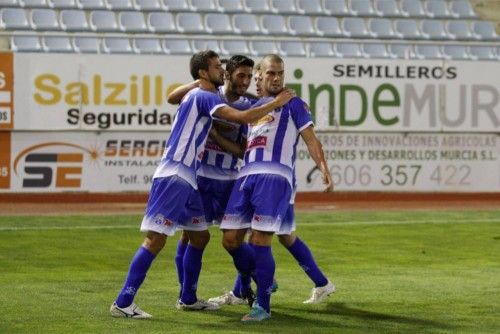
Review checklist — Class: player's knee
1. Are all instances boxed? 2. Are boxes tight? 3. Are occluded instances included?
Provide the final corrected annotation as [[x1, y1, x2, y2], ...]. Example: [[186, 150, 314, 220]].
[[180, 230, 189, 244], [188, 230, 210, 249], [222, 235, 240, 251], [278, 234, 296, 248], [143, 231, 167, 255]]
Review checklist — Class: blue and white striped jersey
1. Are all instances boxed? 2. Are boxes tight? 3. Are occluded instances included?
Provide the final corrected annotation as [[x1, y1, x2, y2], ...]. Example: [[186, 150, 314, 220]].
[[153, 87, 226, 189], [198, 86, 253, 180], [240, 96, 313, 189]]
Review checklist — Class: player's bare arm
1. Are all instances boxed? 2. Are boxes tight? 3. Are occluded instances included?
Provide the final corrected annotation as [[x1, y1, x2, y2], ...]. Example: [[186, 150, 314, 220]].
[[214, 88, 294, 124], [300, 126, 333, 192], [167, 80, 201, 104], [208, 127, 246, 159]]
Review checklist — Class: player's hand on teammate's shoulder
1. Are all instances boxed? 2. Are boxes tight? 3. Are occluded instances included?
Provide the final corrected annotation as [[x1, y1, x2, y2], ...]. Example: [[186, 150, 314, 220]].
[[273, 88, 295, 107]]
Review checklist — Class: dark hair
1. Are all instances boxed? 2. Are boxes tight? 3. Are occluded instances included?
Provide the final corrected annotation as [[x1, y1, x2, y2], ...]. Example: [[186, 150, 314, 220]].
[[225, 55, 254, 76], [190, 50, 219, 80]]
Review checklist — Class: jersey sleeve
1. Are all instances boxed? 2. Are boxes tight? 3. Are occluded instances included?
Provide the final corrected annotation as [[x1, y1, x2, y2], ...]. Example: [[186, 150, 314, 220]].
[[196, 91, 227, 118], [290, 97, 313, 132]]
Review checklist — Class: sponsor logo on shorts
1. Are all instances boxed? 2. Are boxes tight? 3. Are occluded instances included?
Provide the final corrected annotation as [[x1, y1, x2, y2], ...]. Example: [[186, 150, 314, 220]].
[[254, 215, 262, 222], [153, 213, 172, 226], [192, 217, 201, 224]]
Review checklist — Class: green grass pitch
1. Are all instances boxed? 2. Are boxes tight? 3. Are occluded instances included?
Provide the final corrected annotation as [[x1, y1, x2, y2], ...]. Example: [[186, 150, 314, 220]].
[[0, 210, 499, 334]]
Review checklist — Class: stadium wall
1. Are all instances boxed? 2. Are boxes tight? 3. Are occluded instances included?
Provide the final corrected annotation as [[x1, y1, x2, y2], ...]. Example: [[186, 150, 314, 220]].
[[0, 52, 499, 194]]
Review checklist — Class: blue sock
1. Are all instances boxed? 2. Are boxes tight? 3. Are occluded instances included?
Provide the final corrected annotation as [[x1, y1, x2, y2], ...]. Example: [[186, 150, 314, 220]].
[[228, 243, 255, 297], [180, 245, 204, 305], [250, 244, 275, 314], [175, 240, 188, 298], [115, 246, 156, 308], [287, 237, 328, 287]]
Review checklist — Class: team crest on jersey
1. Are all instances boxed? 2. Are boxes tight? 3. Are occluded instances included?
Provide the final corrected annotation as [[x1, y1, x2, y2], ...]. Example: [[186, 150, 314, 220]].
[[251, 115, 274, 126]]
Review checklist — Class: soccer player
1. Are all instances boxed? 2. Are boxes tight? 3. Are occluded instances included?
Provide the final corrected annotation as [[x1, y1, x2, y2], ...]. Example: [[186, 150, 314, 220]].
[[109, 50, 293, 319], [209, 62, 335, 308], [218, 54, 334, 322], [167, 55, 257, 304]]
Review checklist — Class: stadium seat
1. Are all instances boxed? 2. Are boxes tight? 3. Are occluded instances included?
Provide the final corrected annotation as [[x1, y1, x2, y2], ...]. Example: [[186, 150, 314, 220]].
[[270, 0, 299, 15], [73, 36, 101, 53], [0, 8, 31, 30], [388, 43, 413, 58], [190, 0, 218, 12], [78, 0, 107, 10], [400, 0, 426, 17], [350, 0, 378, 17], [205, 13, 233, 34], [315, 17, 342, 37], [102, 37, 133, 54], [216, 0, 244, 13], [414, 44, 442, 59], [420, 19, 447, 40], [31, 8, 60, 30], [251, 40, 278, 56], [449, 0, 477, 18], [162, 0, 191, 11], [147, 12, 176, 33], [342, 17, 369, 38], [309, 42, 335, 57], [368, 18, 395, 39], [0, 0, 19, 7], [261, 15, 289, 35], [446, 20, 472, 40], [373, 0, 400, 17], [120, 12, 147, 33], [288, 16, 316, 36], [135, 0, 162, 11], [296, 0, 323, 15], [163, 39, 192, 54], [221, 39, 250, 55], [362, 43, 390, 58], [60, 10, 89, 31], [323, 0, 350, 16], [335, 42, 362, 58], [243, 0, 272, 13], [442, 44, 469, 60], [278, 41, 306, 57], [471, 21, 498, 40], [424, 0, 452, 18], [107, 0, 135, 10], [43, 36, 73, 52], [10, 35, 42, 52], [394, 19, 421, 39], [90, 11, 120, 32], [468, 45, 496, 60], [192, 39, 221, 53], [21, 0, 48, 8], [233, 14, 261, 35], [133, 38, 164, 54], [49, 0, 78, 9], [176, 13, 205, 34]]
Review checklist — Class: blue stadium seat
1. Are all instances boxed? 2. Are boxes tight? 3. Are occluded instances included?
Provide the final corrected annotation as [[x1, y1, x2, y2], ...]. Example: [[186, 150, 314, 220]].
[[362, 43, 390, 58], [190, 0, 218, 12], [205, 13, 233, 34], [233, 14, 261, 35], [400, 0, 426, 17], [135, 0, 162, 11], [107, 0, 136, 10], [217, 0, 244, 13], [49, 0, 78, 9], [468, 45, 496, 60], [442, 44, 469, 60], [261, 14, 289, 35], [61, 10, 89, 31], [374, 0, 400, 17], [472, 21, 498, 40], [316, 16, 342, 37], [221, 39, 250, 55], [278, 41, 306, 57], [288, 16, 316, 36], [296, 0, 323, 15], [342, 17, 369, 38], [176, 13, 205, 34], [103, 37, 133, 54], [335, 42, 363, 58], [73, 36, 101, 53], [120, 11, 148, 33], [162, 0, 191, 11], [21, 0, 48, 8], [424, 0, 452, 19], [421, 19, 447, 40], [31, 8, 60, 30], [43, 36, 73, 52], [270, 0, 299, 15], [251, 40, 278, 56], [350, 0, 378, 16], [90, 10, 120, 32], [368, 18, 395, 39], [192, 39, 221, 53], [0, 0, 19, 7], [0, 8, 31, 30], [148, 12, 176, 33], [78, 0, 107, 10], [11, 35, 42, 52], [414, 44, 443, 59], [449, 0, 477, 18], [388, 43, 413, 58], [243, 0, 272, 14], [163, 39, 192, 54], [309, 42, 335, 57], [446, 20, 472, 40], [133, 38, 164, 54], [323, 0, 349, 16], [394, 19, 421, 39]]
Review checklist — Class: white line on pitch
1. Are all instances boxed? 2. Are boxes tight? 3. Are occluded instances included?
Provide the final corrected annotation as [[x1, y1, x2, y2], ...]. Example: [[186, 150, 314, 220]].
[[0, 218, 498, 232]]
